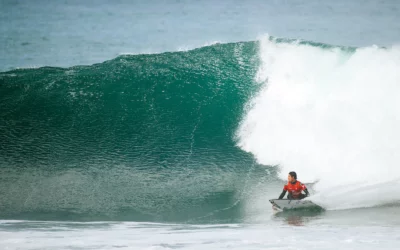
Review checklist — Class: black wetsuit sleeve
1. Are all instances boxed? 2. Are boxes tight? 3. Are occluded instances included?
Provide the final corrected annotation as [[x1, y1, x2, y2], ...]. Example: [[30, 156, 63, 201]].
[[304, 188, 310, 197], [278, 190, 287, 199]]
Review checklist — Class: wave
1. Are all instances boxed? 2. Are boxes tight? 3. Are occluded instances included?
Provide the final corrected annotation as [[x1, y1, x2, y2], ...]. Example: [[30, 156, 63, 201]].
[[0, 41, 268, 222], [1, 35, 399, 222]]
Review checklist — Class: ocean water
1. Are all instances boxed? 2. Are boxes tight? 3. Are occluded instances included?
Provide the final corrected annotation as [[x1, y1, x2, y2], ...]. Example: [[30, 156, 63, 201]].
[[1, 0, 400, 249]]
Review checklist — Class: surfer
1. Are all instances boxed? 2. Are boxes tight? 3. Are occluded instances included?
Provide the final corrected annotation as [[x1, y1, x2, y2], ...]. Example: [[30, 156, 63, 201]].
[[278, 171, 310, 200]]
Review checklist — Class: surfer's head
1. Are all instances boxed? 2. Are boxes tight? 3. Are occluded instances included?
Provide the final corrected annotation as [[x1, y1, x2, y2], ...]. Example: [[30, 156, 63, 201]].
[[288, 171, 297, 182]]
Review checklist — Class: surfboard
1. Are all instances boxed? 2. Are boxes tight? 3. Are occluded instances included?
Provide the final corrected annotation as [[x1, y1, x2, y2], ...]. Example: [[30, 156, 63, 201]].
[[269, 199, 319, 211]]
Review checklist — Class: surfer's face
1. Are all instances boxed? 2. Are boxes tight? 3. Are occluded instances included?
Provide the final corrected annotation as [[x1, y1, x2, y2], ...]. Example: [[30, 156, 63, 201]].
[[288, 175, 295, 182]]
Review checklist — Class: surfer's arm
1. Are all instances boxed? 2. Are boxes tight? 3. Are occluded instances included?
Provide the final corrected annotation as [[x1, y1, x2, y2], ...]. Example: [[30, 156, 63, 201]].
[[278, 190, 287, 199], [303, 188, 310, 197], [300, 182, 309, 197]]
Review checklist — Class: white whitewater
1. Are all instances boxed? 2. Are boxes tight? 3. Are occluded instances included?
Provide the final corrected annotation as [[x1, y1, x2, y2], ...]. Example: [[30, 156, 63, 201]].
[[237, 35, 400, 210]]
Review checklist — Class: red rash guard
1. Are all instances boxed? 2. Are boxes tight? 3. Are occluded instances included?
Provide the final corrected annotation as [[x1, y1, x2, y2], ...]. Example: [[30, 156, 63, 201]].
[[284, 181, 306, 199]]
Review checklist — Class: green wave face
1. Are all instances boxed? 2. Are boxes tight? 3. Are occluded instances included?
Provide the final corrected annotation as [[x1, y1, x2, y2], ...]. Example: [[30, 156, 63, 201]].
[[0, 41, 271, 222]]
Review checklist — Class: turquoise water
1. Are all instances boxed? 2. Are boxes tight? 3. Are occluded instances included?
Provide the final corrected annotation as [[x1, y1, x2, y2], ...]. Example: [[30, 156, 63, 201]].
[[1, 0, 400, 249], [1, 42, 264, 222]]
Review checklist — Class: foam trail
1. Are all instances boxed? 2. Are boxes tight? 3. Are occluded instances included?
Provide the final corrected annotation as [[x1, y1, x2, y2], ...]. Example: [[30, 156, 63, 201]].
[[237, 35, 400, 210]]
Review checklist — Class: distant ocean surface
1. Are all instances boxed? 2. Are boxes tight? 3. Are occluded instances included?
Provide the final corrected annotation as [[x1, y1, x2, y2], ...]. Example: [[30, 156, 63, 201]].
[[1, 0, 400, 249], [2, 0, 400, 71]]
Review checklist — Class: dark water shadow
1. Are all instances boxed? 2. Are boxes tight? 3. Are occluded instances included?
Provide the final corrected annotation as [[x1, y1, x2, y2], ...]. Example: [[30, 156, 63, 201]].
[[272, 208, 325, 226]]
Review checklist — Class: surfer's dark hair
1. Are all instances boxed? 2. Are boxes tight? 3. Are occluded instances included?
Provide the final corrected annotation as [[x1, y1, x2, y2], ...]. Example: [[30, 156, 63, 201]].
[[288, 171, 297, 179]]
